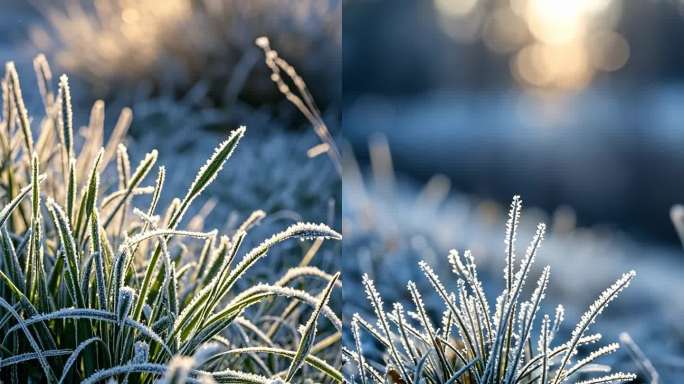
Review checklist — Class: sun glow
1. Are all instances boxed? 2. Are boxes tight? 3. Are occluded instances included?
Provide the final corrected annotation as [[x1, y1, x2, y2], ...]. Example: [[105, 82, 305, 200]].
[[435, 0, 629, 91]]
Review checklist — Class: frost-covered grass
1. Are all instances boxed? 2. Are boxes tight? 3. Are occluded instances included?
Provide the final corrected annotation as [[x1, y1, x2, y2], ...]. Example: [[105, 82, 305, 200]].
[[345, 196, 636, 384], [119, 37, 343, 279], [0, 56, 342, 383], [342, 139, 680, 382]]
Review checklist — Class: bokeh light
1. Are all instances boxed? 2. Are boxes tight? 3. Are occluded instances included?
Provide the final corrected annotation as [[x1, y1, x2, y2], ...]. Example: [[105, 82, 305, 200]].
[[433, 0, 630, 91]]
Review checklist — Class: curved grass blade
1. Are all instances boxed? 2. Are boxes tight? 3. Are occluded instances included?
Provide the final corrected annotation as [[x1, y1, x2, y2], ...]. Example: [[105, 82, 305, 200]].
[[286, 271, 340, 380]]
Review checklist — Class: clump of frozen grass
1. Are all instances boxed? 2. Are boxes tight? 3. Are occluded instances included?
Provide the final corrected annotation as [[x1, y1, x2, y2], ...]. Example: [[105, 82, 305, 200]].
[[0, 57, 342, 382], [346, 196, 636, 384]]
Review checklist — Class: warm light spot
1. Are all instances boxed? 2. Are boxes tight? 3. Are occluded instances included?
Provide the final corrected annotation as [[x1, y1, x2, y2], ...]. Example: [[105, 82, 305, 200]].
[[513, 42, 592, 90], [436, 0, 625, 91], [542, 43, 592, 90], [526, 0, 585, 44]]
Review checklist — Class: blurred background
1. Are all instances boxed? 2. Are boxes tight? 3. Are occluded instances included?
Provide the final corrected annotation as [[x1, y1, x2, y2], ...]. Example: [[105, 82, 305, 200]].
[[343, 0, 684, 381], [345, 0, 684, 244]]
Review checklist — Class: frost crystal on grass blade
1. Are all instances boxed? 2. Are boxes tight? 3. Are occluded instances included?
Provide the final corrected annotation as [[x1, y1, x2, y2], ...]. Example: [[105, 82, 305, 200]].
[[58, 74, 74, 157], [6, 62, 33, 154], [552, 270, 636, 384], [173, 126, 245, 228], [504, 195, 522, 293], [0, 56, 342, 383], [348, 196, 637, 384]]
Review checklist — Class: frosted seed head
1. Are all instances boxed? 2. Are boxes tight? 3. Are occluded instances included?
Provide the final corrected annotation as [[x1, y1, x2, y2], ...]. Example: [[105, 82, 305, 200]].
[[5, 61, 16, 74], [255, 36, 270, 49], [266, 51, 278, 61]]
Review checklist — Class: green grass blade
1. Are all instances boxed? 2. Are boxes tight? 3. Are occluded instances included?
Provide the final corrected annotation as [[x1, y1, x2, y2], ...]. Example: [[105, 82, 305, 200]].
[[6, 62, 33, 155], [46, 199, 85, 307], [0, 176, 44, 229], [0, 297, 55, 381], [286, 271, 340, 380]]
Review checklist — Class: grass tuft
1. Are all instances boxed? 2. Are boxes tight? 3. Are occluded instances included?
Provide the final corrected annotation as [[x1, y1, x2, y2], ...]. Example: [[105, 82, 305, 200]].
[[346, 196, 636, 384], [0, 55, 342, 383]]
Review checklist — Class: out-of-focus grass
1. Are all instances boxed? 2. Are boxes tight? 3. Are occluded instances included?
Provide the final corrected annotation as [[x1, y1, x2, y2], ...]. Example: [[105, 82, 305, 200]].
[[31, 0, 340, 107]]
